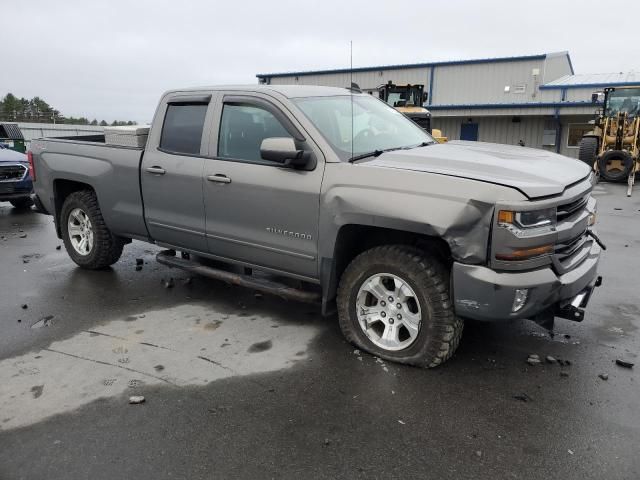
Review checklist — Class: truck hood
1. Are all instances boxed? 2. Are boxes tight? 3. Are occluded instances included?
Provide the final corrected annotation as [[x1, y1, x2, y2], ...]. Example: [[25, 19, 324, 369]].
[[365, 140, 591, 198], [0, 148, 27, 163]]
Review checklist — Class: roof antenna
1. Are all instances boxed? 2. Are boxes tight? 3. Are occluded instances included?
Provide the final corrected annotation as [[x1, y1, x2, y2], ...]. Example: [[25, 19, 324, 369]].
[[350, 40, 354, 162]]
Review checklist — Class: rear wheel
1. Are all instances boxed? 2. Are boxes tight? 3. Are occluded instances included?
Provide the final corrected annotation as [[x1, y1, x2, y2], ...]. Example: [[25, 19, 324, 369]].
[[577, 137, 598, 168], [60, 190, 125, 269], [337, 245, 463, 368], [598, 150, 633, 182]]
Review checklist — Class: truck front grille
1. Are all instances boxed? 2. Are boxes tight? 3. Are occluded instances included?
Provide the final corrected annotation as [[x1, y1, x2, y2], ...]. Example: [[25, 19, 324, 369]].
[[557, 195, 588, 221], [553, 191, 593, 274], [555, 231, 587, 260], [0, 164, 27, 182]]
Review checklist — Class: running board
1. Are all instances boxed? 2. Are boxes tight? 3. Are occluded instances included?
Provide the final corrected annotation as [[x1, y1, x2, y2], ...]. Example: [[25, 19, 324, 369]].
[[156, 250, 321, 304]]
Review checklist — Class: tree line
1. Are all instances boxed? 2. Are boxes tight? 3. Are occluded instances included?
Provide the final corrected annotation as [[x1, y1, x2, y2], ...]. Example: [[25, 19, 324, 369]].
[[0, 93, 136, 126]]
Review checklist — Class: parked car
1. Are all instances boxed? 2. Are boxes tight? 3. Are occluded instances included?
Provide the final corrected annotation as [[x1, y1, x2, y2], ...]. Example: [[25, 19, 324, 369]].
[[29, 85, 602, 367], [0, 145, 33, 209]]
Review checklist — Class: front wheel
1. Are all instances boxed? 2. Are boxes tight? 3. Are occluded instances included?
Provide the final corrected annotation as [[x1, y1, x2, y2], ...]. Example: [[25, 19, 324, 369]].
[[337, 245, 463, 368], [60, 190, 124, 269]]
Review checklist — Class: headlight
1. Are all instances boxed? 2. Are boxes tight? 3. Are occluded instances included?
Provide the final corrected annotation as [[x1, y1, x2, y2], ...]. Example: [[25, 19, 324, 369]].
[[498, 207, 557, 230]]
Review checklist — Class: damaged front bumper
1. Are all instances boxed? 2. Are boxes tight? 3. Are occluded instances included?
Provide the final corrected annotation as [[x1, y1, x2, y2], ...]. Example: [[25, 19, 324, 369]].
[[451, 240, 601, 322]]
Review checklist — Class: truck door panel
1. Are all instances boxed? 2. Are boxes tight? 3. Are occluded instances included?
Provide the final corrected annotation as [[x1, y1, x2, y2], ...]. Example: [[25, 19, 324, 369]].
[[141, 94, 214, 251], [203, 94, 324, 280]]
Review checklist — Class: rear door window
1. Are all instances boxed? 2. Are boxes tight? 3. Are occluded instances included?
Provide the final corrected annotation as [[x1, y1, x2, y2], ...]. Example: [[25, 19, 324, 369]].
[[217, 104, 291, 162], [160, 104, 208, 155]]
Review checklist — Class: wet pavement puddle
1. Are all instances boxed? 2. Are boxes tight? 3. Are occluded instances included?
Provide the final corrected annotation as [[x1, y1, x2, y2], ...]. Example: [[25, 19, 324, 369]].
[[0, 304, 318, 430]]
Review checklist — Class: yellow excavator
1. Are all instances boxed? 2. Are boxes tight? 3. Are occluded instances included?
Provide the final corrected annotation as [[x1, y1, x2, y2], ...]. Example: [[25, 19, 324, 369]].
[[377, 81, 447, 143], [578, 86, 640, 196]]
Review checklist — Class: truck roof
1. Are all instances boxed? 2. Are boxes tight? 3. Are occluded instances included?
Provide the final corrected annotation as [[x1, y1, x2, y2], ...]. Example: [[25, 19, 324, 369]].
[[163, 84, 358, 99]]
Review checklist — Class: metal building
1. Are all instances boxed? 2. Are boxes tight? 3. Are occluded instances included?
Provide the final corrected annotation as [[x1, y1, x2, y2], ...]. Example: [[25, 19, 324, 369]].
[[256, 52, 640, 158]]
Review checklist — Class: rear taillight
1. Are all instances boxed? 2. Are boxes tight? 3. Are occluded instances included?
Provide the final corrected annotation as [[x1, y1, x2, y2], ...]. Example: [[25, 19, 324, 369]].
[[27, 150, 35, 182]]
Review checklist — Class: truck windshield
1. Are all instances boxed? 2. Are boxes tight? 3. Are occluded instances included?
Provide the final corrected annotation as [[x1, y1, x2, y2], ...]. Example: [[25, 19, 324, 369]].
[[606, 88, 640, 117], [294, 95, 434, 161]]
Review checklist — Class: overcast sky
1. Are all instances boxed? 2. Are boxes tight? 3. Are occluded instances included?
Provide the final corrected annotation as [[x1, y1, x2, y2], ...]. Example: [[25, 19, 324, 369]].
[[2, 0, 639, 123]]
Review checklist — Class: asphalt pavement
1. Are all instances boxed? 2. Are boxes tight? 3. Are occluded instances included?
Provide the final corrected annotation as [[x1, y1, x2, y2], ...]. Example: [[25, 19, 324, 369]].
[[0, 181, 638, 480]]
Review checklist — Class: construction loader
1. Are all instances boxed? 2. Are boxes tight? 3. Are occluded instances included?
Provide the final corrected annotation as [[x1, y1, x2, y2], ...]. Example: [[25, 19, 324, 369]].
[[578, 86, 640, 196], [377, 81, 447, 143]]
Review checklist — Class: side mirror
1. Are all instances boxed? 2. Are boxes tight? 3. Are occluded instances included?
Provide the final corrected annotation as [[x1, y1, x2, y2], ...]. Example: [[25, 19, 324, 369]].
[[422, 92, 428, 104], [260, 137, 307, 168]]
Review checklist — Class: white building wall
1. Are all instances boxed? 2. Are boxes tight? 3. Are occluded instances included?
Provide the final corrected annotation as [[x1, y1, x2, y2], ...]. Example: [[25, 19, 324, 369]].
[[432, 114, 591, 159], [267, 67, 431, 95], [431, 58, 544, 105], [432, 116, 548, 149], [542, 52, 573, 84], [564, 87, 599, 102]]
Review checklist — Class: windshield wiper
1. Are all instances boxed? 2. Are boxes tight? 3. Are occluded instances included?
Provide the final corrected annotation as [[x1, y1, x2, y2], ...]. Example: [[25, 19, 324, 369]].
[[348, 149, 385, 163], [348, 146, 407, 163], [403, 141, 435, 150]]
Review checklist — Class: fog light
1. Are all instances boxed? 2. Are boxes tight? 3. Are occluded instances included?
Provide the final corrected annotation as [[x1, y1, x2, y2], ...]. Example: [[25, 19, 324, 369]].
[[512, 289, 529, 312], [588, 212, 596, 226]]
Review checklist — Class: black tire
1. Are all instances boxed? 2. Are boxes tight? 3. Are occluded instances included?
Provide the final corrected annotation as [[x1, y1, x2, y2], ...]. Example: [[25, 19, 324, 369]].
[[598, 150, 633, 182], [577, 137, 598, 167], [60, 190, 124, 269], [337, 245, 463, 368], [10, 197, 33, 209]]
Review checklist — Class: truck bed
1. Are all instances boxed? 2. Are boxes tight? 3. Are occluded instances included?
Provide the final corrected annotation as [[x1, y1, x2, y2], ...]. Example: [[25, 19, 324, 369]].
[[30, 136, 149, 240]]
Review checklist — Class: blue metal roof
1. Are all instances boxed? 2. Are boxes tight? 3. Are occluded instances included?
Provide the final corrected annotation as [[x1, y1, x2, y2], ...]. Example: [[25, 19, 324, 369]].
[[541, 72, 640, 89], [256, 53, 553, 79], [426, 101, 599, 111]]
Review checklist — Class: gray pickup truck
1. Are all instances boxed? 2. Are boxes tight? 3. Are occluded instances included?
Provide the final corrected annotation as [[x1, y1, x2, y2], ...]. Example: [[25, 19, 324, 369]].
[[30, 85, 602, 367]]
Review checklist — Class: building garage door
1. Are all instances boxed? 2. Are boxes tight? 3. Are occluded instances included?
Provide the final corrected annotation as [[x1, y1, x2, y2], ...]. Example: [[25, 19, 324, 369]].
[[460, 123, 478, 141]]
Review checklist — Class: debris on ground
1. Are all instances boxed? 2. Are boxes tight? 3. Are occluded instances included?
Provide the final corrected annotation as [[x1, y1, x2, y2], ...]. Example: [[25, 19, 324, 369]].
[[513, 393, 532, 402], [55, 245, 61, 250], [135, 258, 144, 266], [527, 354, 541, 366], [598, 374, 609, 381], [21, 304, 28, 309], [161, 278, 175, 289], [19, 233, 27, 238], [545, 355, 557, 364], [128, 395, 145, 404], [254, 292, 263, 299], [323, 438, 331, 446], [615, 359, 634, 369], [398, 420, 405, 425], [568, 449, 574, 455], [31, 315, 55, 328]]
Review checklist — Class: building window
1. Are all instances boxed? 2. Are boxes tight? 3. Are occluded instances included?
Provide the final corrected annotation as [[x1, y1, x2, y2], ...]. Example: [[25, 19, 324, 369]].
[[567, 124, 592, 148]]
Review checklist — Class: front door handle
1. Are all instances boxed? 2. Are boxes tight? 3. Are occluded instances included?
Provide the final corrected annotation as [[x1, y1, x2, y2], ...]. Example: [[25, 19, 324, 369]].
[[207, 174, 231, 184], [146, 166, 166, 175]]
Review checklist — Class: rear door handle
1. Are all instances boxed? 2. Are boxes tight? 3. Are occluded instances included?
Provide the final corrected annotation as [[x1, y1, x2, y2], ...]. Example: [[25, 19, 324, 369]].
[[207, 174, 231, 184], [146, 166, 166, 175]]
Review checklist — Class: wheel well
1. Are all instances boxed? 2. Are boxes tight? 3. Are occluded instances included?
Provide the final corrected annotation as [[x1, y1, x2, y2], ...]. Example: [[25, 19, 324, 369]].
[[53, 179, 94, 237], [322, 224, 452, 315]]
